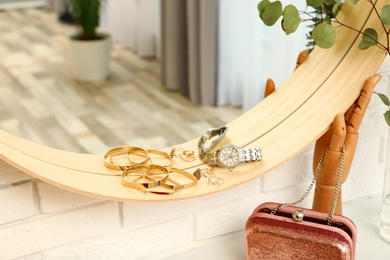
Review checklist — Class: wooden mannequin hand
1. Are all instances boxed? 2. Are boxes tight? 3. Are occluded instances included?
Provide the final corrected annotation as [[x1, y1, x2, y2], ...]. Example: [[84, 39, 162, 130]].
[[264, 51, 381, 214], [312, 75, 381, 214]]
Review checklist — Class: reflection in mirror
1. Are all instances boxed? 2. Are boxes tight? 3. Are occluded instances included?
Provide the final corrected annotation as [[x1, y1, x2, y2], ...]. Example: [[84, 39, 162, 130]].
[[0, 2, 242, 154], [0, 0, 307, 155]]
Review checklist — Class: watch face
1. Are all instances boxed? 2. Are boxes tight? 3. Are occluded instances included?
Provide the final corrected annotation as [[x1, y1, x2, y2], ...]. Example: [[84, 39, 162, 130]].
[[218, 145, 240, 168]]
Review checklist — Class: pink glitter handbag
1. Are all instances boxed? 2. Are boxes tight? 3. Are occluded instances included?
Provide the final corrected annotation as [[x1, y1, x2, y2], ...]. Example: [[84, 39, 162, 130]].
[[245, 202, 357, 260], [245, 147, 357, 260]]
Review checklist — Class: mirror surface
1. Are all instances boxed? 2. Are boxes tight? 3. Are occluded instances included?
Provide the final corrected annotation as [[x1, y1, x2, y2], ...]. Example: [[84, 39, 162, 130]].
[[0, 5, 242, 154]]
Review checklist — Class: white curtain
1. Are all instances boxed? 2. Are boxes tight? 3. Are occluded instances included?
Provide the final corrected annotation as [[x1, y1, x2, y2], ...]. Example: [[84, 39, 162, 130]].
[[100, 0, 160, 58], [217, 0, 310, 111], [100, 1, 309, 109]]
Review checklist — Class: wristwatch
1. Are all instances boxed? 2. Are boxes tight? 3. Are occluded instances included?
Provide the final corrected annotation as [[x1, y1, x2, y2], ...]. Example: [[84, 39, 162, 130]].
[[207, 145, 262, 170]]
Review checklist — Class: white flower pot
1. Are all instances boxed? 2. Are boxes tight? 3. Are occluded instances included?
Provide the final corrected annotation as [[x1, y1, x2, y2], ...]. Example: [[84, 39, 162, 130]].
[[68, 34, 111, 82]]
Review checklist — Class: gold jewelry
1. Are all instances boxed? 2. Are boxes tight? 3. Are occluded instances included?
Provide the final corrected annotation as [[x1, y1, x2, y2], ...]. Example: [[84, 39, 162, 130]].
[[162, 167, 198, 190], [193, 167, 224, 185], [146, 149, 172, 167], [170, 147, 196, 162], [198, 126, 228, 159], [104, 146, 149, 171], [121, 165, 197, 195], [121, 164, 169, 190], [128, 147, 150, 165], [106, 147, 198, 195], [104, 147, 172, 171]]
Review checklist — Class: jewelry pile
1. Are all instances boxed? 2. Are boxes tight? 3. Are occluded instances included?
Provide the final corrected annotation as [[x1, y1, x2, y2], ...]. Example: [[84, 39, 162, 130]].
[[103, 126, 262, 195], [104, 146, 200, 195]]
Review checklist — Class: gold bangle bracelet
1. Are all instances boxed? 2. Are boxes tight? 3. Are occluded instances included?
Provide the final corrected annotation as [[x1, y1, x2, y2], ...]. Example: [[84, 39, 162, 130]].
[[146, 149, 172, 167], [104, 146, 149, 171], [121, 164, 169, 190], [162, 167, 198, 191], [128, 147, 150, 165]]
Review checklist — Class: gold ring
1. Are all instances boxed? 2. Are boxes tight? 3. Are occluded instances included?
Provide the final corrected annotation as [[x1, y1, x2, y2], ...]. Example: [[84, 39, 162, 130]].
[[171, 147, 196, 162]]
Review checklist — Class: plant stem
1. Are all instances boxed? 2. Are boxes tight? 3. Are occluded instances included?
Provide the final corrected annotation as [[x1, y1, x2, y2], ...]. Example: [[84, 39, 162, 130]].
[[300, 1, 390, 55], [369, 0, 390, 54]]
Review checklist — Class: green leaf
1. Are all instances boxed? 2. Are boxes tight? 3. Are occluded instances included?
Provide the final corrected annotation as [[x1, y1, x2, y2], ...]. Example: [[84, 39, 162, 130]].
[[374, 92, 390, 106], [384, 110, 390, 126], [257, 0, 271, 15], [358, 28, 378, 50], [307, 0, 325, 8], [261, 1, 283, 26], [381, 5, 390, 25], [312, 22, 336, 48], [324, 0, 336, 5], [69, 0, 101, 40], [332, 2, 342, 17], [349, 0, 360, 4], [282, 5, 301, 35]]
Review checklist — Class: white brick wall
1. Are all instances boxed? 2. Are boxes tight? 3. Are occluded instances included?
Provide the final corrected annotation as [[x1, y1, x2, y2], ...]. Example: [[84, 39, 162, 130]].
[[36, 180, 101, 214], [0, 61, 389, 259], [0, 183, 35, 225], [0, 201, 120, 259]]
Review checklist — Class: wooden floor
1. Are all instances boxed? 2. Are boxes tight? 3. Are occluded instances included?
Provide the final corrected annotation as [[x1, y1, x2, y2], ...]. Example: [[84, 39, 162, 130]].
[[0, 7, 242, 154]]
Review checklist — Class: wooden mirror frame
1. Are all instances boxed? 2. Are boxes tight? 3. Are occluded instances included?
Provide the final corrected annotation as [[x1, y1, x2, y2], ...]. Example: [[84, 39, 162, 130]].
[[0, 0, 387, 201]]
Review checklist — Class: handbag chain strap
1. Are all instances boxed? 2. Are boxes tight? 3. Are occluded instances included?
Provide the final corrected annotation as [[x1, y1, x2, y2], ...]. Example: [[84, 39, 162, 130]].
[[271, 145, 346, 226]]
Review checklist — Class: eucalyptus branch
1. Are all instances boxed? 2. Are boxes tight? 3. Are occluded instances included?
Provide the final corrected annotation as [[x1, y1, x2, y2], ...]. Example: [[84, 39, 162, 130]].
[[370, 0, 387, 34], [257, 0, 390, 52], [368, 0, 390, 51], [332, 18, 390, 53], [257, 0, 390, 125], [300, 10, 317, 20]]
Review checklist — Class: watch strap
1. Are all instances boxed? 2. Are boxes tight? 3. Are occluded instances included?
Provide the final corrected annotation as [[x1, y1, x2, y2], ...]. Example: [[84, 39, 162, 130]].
[[242, 147, 262, 162], [198, 126, 228, 159], [207, 151, 219, 166]]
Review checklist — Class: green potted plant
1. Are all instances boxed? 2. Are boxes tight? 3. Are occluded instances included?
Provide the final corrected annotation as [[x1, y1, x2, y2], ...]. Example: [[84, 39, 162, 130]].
[[68, 0, 110, 82]]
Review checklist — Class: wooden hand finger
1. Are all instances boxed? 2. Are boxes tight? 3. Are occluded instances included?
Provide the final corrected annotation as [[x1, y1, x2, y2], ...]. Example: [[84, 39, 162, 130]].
[[316, 114, 346, 184], [295, 50, 309, 70], [313, 121, 346, 215], [346, 74, 381, 134], [264, 78, 275, 98], [313, 114, 345, 170]]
